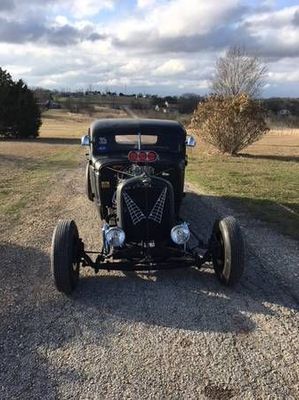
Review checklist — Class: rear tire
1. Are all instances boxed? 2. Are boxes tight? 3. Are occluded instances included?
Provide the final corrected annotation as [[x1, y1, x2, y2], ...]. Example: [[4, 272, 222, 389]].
[[51, 220, 80, 295], [211, 216, 245, 286]]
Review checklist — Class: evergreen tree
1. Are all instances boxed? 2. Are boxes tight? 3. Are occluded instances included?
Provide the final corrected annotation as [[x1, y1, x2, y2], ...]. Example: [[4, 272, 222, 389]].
[[0, 68, 41, 138]]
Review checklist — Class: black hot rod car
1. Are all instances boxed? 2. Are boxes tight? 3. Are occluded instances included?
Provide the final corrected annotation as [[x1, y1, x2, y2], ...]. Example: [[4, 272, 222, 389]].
[[51, 119, 245, 294]]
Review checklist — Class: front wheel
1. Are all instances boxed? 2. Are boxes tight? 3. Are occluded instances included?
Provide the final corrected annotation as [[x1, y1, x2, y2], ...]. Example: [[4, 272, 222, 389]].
[[211, 216, 245, 286], [51, 220, 80, 295]]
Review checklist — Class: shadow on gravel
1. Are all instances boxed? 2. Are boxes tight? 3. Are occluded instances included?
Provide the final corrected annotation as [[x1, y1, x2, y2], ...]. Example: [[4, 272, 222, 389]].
[[0, 244, 83, 399], [1, 187, 298, 398], [75, 256, 297, 335], [75, 268, 257, 334], [185, 190, 299, 241], [73, 191, 298, 332]]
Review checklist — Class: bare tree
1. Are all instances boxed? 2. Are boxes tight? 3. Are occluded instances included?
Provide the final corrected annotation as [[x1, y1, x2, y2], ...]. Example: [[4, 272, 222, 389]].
[[211, 46, 267, 98]]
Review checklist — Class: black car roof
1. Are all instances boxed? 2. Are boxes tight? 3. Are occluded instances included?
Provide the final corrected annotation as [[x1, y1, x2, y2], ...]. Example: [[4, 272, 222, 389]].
[[90, 118, 186, 137]]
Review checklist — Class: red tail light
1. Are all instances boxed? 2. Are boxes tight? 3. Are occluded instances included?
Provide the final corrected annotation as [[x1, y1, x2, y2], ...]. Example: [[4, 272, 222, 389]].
[[128, 151, 158, 163], [128, 151, 138, 162], [138, 151, 147, 162], [147, 151, 158, 162]]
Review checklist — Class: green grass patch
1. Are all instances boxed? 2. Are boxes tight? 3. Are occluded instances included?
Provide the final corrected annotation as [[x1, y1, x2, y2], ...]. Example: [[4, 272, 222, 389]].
[[187, 152, 299, 239], [0, 147, 81, 222]]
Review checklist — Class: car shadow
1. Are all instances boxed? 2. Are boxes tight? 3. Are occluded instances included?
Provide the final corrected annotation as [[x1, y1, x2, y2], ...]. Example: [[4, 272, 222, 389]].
[[75, 257, 297, 335], [75, 267, 259, 334], [74, 189, 298, 331], [184, 190, 299, 241], [0, 244, 61, 398], [182, 191, 299, 300], [1, 217, 298, 397]]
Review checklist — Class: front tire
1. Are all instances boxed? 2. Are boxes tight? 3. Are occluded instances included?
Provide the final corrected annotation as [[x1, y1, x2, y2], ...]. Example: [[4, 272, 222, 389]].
[[51, 220, 80, 295], [211, 216, 245, 286]]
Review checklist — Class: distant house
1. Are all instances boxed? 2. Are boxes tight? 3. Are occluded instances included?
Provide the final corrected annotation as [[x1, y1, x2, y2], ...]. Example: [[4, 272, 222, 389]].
[[279, 109, 291, 116]]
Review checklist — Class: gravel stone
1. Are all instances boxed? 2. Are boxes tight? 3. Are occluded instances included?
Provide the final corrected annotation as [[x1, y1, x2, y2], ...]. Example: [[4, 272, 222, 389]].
[[0, 166, 298, 399]]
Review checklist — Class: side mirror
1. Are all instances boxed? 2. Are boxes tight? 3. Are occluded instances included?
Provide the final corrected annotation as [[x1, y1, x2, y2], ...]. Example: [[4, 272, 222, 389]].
[[186, 135, 196, 147], [81, 135, 90, 146]]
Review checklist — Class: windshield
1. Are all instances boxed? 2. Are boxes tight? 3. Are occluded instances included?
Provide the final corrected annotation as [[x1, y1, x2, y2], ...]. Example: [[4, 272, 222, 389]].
[[93, 131, 184, 154], [115, 134, 157, 145]]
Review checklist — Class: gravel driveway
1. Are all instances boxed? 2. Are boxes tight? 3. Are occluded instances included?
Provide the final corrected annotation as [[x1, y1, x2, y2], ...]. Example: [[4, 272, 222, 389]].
[[0, 164, 298, 399]]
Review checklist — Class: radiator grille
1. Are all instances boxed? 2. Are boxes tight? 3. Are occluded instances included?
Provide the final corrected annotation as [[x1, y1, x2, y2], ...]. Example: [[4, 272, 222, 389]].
[[117, 176, 174, 242]]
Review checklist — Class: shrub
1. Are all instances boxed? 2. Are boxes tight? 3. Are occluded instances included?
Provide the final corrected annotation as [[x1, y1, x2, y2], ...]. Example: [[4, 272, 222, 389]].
[[0, 68, 41, 138], [191, 94, 269, 155]]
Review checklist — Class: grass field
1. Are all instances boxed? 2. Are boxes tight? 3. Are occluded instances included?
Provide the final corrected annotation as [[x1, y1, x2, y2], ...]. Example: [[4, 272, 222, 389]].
[[136, 109, 192, 126], [39, 107, 127, 138], [0, 108, 127, 230], [1, 109, 298, 240], [0, 141, 82, 230], [187, 129, 299, 239]]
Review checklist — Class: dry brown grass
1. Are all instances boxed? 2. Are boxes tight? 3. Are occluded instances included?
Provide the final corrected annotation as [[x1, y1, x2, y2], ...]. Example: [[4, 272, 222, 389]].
[[39, 108, 127, 138], [189, 127, 299, 158], [242, 129, 299, 158], [187, 127, 299, 238], [1, 107, 126, 227], [0, 140, 82, 230], [268, 128, 299, 136], [1, 109, 298, 239]]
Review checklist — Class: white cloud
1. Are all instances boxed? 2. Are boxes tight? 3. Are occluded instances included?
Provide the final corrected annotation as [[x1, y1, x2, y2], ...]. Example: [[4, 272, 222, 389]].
[[2, 65, 32, 77], [0, 1, 298, 96], [154, 59, 186, 76], [67, 0, 115, 18], [244, 5, 299, 28], [268, 57, 299, 83], [137, 0, 157, 9], [241, 6, 299, 58], [194, 80, 210, 89], [145, 0, 241, 37], [269, 70, 299, 82], [54, 15, 70, 27], [38, 78, 58, 87], [49, 0, 118, 19], [119, 60, 147, 74], [114, 0, 242, 42]]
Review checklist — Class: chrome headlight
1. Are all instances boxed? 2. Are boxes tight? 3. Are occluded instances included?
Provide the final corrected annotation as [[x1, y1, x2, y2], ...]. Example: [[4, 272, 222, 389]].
[[105, 227, 125, 247], [171, 223, 190, 245]]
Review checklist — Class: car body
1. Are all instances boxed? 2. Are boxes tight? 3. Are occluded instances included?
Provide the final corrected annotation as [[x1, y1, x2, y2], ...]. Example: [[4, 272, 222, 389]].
[[87, 118, 186, 218], [51, 118, 245, 295]]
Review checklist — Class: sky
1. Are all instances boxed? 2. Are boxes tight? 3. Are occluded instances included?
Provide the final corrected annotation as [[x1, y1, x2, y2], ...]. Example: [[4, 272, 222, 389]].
[[0, 0, 299, 97]]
